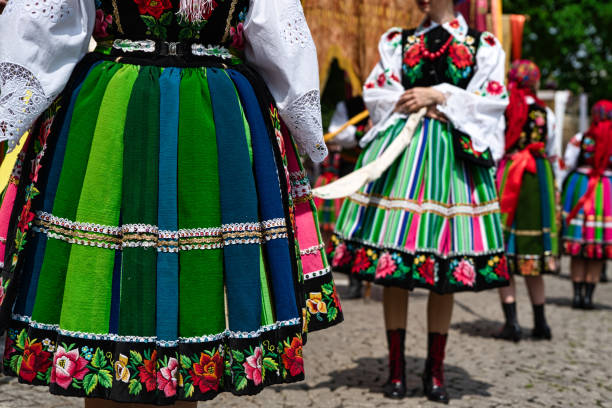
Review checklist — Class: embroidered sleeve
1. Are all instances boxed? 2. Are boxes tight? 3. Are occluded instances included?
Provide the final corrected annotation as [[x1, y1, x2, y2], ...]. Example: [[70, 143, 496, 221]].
[[362, 28, 404, 127], [0, 0, 94, 150], [244, 0, 327, 162], [433, 31, 509, 155]]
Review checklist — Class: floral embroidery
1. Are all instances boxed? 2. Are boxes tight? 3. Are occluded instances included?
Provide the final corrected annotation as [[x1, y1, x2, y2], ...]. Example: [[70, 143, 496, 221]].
[[133, 0, 172, 19], [448, 42, 473, 69], [375, 251, 397, 279], [157, 357, 179, 397], [94, 9, 113, 39], [449, 259, 476, 287], [114, 354, 130, 383], [140, 10, 174, 39], [51, 346, 89, 389], [351, 247, 371, 274], [20, 338, 52, 383], [486, 80, 504, 96], [365, 69, 401, 90], [479, 255, 509, 282], [305, 283, 339, 323], [306, 292, 327, 315], [448, 19, 460, 29], [414, 255, 436, 286], [187, 350, 223, 394], [243, 347, 263, 386], [483, 34, 496, 47], [281, 337, 303, 377], [0, 277, 7, 308], [403, 43, 422, 68], [137, 350, 158, 392]]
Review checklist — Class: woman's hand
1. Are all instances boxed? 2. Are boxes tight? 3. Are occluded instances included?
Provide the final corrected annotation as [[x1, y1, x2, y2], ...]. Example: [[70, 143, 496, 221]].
[[394, 87, 445, 114], [425, 106, 448, 123]]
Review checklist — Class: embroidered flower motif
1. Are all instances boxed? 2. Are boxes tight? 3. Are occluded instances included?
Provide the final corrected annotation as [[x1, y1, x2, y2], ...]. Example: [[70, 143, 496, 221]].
[[403, 44, 422, 68], [114, 354, 130, 383], [4, 337, 15, 360], [483, 34, 496, 46], [332, 286, 342, 313], [534, 116, 546, 127], [157, 357, 179, 397], [19, 339, 52, 383], [387, 30, 401, 41], [351, 247, 371, 274], [377, 73, 387, 87], [282, 337, 304, 377], [448, 19, 460, 29], [449, 42, 473, 69], [17, 199, 35, 232], [230, 22, 245, 49], [94, 9, 112, 38], [243, 347, 263, 386], [332, 242, 352, 267], [453, 259, 476, 287], [133, 0, 172, 19], [375, 252, 397, 279], [486, 80, 504, 96], [417, 256, 436, 285], [0, 277, 6, 307], [190, 351, 223, 393], [51, 346, 89, 389], [494, 256, 509, 279], [306, 292, 328, 315], [138, 350, 158, 392], [365, 82, 375, 89]]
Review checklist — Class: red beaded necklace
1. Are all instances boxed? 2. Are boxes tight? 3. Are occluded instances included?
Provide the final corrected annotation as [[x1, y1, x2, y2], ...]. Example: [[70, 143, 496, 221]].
[[418, 34, 453, 60]]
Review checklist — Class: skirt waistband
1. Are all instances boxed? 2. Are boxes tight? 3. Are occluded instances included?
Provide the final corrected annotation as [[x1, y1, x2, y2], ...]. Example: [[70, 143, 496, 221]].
[[107, 39, 237, 62]]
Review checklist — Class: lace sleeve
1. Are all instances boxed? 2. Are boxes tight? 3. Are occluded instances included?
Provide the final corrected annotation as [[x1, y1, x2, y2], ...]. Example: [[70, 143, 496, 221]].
[[0, 0, 94, 150], [244, 0, 327, 162]]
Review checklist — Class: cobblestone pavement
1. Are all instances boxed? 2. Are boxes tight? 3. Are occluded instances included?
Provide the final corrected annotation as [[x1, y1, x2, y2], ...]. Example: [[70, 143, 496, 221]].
[[1, 258, 611, 407]]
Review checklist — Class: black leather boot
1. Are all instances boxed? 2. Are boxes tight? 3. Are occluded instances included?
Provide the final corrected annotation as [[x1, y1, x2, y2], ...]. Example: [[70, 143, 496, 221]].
[[422, 333, 450, 404], [531, 304, 552, 340], [583, 283, 596, 310], [344, 275, 363, 300], [572, 282, 585, 309], [493, 302, 522, 342], [383, 329, 406, 399]]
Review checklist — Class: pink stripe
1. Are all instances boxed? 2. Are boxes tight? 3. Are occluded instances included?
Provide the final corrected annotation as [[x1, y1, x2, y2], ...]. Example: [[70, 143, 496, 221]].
[[405, 181, 425, 251], [0, 183, 18, 262], [283, 131, 325, 275], [602, 177, 612, 242]]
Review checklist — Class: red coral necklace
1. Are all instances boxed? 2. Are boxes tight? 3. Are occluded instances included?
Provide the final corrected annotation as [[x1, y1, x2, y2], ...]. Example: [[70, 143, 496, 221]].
[[418, 34, 453, 60]]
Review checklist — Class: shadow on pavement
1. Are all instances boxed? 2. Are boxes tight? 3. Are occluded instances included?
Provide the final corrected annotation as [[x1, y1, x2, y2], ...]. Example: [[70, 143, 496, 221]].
[[286, 356, 492, 400], [547, 296, 612, 310]]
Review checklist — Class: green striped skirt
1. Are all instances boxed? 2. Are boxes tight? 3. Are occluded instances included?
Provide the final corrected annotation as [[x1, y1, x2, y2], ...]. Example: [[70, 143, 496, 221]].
[[330, 117, 509, 293], [0, 54, 341, 404], [497, 155, 559, 276]]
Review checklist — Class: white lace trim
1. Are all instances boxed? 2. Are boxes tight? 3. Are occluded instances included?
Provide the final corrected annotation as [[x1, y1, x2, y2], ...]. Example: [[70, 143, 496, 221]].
[[3, 0, 73, 23], [282, 89, 327, 163], [0, 62, 50, 150], [300, 243, 325, 256], [280, 0, 314, 51], [12, 314, 301, 345]]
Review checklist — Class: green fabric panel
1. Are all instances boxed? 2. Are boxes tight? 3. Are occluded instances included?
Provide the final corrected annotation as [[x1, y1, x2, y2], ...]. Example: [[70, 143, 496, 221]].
[[118, 66, 161, 336], [514, 170, 543, 255], [178, 68, 224, 337], [32, 62, 119, 324], [259, 248, 275, 325], [60, 65, 138, 333]]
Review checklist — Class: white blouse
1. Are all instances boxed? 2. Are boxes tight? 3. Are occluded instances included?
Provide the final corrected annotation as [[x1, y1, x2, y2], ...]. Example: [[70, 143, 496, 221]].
[[0, 0, 328, 163], [359, 13, 508, 159]]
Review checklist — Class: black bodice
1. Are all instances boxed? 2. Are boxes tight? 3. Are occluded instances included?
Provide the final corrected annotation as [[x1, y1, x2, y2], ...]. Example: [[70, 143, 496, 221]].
[[95, 0, 250, 45], [506, 104, 548, 153], [401, 26, 482, 90]]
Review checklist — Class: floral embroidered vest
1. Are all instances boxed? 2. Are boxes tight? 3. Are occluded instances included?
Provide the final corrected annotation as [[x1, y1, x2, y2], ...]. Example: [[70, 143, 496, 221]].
[[400, 26, 481, 90], [506, 104, 548, 153], [94, 0, 249, 47], [578, 133, 612, 169], [401, 26, 494, 167]]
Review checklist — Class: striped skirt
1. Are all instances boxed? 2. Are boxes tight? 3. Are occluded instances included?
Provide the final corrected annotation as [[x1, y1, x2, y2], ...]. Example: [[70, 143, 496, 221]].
[[562, 167, 612, 259], [497, 156, 559, 276], [330, 117, 509, 294], [0, 53, 341, 404]]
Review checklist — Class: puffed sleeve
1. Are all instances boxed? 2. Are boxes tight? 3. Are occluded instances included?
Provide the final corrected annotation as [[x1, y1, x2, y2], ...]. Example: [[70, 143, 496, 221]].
[[328, 101, 358, 149], [561, 133, 583, 182], [358, 27, 405, 147], [243, 0, 327, 162], [432, 32, 509, 155], [0, 0, 94, 150], [544, 107, 563, 182]]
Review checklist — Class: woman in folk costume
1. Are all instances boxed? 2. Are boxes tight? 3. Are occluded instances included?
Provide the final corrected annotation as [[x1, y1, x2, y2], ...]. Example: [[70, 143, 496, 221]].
[[0, 0, 343, 405], [562, 100, 612, 309], [328, 0, 509, 403], [494, 60, 561, 342]]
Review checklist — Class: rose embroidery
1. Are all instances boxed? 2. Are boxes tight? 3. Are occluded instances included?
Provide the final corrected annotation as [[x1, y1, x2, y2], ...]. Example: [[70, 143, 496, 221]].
[[190, 351, 223, 393], [418, 257, 436, 285], [230, 22, 245, 49], [483, 34, 496, 46], [453, 260, 476, 287], [449, 42, 473, 69], [138, 350, 158, 392], [351, 248, 371, 274], [495, 256, 509, 279], [403, 44, 421, 68], [133, 0, 172, 19], [332, 243, 352, 267], [157, 357, 179, 397], [19, 339, 52, 383], [375, 252, 397, 279], [243, 347, 263, 386], [51, 346, 89, 389], [486, 80, 504, 96], [282, 337, 304, 377], [94, 9, 112, 38]]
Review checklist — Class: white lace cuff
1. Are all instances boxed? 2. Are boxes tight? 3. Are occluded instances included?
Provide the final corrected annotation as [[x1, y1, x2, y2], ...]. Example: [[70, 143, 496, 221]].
[[280, 90, 327, 163], [0, 63, 50, 149]]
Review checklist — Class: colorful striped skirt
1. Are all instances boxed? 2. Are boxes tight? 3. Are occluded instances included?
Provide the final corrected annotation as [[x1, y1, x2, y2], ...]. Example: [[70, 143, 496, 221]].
[[329, 117, 509, 294], [0, 53, 342, 404], [562, 166, 612, 259], [497, 155, 559, 276]]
